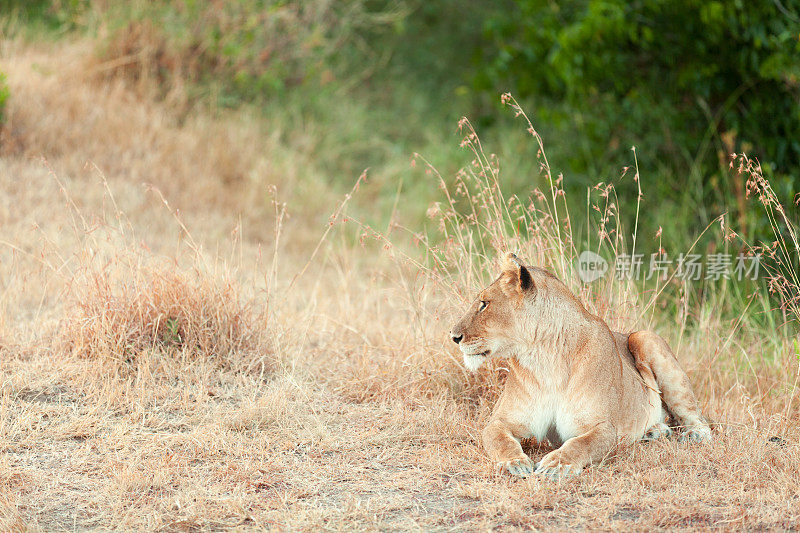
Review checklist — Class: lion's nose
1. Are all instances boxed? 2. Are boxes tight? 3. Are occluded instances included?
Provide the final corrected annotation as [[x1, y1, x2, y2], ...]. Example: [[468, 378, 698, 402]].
[[452, 334, 463, 344]]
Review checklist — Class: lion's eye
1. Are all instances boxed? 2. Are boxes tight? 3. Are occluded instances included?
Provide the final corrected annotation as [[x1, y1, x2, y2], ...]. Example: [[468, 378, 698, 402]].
[[478, 300, 489, 312]]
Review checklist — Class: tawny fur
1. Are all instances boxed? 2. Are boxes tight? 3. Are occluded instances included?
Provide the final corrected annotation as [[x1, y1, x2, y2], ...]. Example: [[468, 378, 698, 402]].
[[450, 253, 711, 478]]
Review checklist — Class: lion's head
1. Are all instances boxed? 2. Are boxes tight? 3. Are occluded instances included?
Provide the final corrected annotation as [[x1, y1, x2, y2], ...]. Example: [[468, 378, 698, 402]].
[[449, 253, 540, 371]]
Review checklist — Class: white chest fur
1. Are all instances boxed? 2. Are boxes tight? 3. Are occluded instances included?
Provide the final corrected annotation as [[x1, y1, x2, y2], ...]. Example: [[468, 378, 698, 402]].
[[509, 393, 578, 445]]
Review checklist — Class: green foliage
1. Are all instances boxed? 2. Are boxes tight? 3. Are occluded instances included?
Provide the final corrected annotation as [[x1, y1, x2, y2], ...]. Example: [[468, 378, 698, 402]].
[[161, 317, 182, 348], [90, 1, 425, 106], [0, 70, 8, 125], [477, 0, 800, 193], [0, 0, 86, 30]]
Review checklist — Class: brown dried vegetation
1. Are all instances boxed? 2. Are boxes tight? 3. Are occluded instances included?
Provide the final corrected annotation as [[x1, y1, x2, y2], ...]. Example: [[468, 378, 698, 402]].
[[0, 37, 799, 531]]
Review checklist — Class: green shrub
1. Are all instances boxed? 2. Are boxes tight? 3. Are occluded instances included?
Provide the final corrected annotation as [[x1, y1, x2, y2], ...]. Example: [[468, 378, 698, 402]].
[[0, 70, 9, 125], [476, 0, 800, 230], [0, 0, 86, 30], [474, 0, 800, 241]]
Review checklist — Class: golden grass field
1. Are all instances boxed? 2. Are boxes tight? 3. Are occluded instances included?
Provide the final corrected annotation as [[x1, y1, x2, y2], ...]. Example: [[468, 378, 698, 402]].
[[1, 38, 799, 531]]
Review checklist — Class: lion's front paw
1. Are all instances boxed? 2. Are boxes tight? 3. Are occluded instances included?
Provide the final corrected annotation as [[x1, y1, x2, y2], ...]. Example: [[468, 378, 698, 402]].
[[534, 451, 583, 480], [497, 457, 534, 478], [677, 423, 712, 443], [641, 422, 673, 442]]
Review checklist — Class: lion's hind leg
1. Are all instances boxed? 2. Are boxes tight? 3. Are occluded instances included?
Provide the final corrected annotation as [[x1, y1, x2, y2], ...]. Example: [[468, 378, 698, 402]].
[[628, 331, 712, 442]]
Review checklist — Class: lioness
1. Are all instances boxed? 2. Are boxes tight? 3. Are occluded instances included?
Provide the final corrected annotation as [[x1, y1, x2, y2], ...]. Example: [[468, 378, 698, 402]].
[[450, 253, 711, 479]]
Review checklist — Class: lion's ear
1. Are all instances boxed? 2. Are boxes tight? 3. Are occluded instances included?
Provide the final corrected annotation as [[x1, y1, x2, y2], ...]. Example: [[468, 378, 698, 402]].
[[518, 264, 534, 293], [500, 252, 535, 296], [500, 252, 524, 273]]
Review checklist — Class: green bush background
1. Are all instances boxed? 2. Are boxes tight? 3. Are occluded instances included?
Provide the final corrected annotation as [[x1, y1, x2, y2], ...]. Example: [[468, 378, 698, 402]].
[[477, 0, 799, 225]]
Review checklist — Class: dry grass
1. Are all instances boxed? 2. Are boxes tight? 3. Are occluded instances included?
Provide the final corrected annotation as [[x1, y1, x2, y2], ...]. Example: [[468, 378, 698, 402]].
[[1, 37, 799, 531], [63, 258, 265, 368]]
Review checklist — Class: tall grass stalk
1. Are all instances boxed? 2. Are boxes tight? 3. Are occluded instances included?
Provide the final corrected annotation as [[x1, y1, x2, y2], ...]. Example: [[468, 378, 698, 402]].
[[734, 153, 799, 326]]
